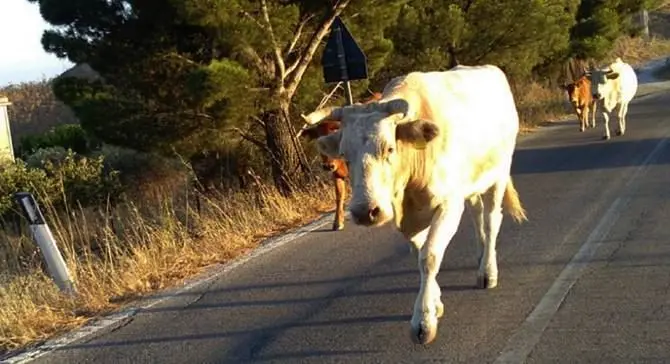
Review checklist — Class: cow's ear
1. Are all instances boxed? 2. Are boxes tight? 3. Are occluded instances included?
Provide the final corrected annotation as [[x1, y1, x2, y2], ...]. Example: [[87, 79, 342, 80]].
[[606, 72, 620, 80], [396, 119, 440, 148], [316, 131, 342, 158]]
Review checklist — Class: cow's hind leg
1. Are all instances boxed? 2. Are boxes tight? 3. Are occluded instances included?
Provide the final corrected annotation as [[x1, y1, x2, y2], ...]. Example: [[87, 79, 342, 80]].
[[476, 179, 506, 289], [410, 201, 464, 345], [617, 102, 629, 136], [467, 194, 487, 271], [333, 178, 346, 230]]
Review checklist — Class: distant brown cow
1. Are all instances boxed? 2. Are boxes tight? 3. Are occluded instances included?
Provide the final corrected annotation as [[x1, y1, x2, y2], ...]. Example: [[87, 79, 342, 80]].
[[563, 75, 597, 132], [298, 92, 382, 231]]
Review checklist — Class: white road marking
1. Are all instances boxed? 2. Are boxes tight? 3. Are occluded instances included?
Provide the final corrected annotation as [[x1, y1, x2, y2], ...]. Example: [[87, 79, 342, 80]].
[[494, 136, 669, 364], [1, 211, 346, 364]]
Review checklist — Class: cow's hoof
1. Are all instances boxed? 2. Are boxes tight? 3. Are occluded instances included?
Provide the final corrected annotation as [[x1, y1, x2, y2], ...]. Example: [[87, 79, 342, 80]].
[[616, 130, 623, 136], [477, 275, 498, 289], [332, 222, 344, 231], [436, 301, 444, 318], [410, 321, 438, 345], [602, 135, 610, 140]]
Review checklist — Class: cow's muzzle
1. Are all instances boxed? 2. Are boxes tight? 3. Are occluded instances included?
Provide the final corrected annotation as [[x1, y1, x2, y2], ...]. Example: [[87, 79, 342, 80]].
[[350, 204, 382, 226], [593, 93, 602, 100]]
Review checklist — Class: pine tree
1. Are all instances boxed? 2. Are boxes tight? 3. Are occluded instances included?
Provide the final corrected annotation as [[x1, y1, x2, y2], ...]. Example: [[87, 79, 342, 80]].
[[29, 0, 402, 194], [375, 0, 579, 86]]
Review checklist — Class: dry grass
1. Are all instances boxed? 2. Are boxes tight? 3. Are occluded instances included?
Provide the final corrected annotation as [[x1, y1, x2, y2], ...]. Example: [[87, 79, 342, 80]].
[[0, 179, 337, 355], [607, 36, 670, 66], [516, 82, 572, 133]]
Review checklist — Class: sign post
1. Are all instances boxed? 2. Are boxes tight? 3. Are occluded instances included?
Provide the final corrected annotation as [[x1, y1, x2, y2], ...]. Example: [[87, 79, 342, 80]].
[[0, 96, 15, 162], [321, 16, 368, 105], [14, 192, 76, 296]]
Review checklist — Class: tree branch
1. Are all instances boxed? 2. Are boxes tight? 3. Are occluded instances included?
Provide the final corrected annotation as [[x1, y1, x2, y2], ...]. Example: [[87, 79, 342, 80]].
[[241, 10, 264, 30], [239, 45, 268, 76], [286, 14, 315, 59], [284, 0, 352, 99], [232, 127, 269, 153], [260, 0, 286, 81], [250, 115, 266, 127]]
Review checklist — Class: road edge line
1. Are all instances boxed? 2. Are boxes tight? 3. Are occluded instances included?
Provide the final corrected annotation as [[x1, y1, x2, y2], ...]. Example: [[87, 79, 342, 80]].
[[1, 211, 344, 364]]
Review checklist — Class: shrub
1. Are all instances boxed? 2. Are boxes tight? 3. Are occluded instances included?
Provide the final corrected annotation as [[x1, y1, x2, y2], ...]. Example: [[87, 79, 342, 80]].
[[42, 150, 124, 208], [0, 160, 57, 218], [0, 150, 123, 218], [18, 124, 101, 158], [24, 146, 69, 169]]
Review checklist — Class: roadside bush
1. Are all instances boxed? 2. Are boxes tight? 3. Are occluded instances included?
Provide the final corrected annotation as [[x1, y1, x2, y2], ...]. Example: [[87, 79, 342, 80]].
[[18, 124, 101, 158], [24, 146, 69, 169], [94, 145, 192, 204], [0, 150, 123, 218], [0, 160, 56, 218]]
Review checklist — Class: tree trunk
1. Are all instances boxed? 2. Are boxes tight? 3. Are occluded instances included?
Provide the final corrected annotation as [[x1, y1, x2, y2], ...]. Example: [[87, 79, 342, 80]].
[[263, 101, 313, 195]]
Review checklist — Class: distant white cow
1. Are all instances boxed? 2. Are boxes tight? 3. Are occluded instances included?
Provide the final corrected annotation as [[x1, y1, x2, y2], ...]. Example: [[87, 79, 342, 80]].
[[586, 57, 638, 140], [300, 65, 528, 345]]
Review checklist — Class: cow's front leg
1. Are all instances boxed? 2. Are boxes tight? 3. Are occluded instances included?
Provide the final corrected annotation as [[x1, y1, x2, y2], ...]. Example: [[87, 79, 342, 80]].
[[577, 108, 585, 132], [407, 228, 429, 257], [601, 109, 611, 140], [590, 101, 598, 128], [477, 180, 506, 289], [410, 201, 464, 345], [332, 178, 346, 230]]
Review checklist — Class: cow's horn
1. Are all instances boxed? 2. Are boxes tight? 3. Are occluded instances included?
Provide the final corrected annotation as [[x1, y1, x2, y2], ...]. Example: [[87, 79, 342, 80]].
[[383, 98, 411, 121], [301, 106, 341, 125]]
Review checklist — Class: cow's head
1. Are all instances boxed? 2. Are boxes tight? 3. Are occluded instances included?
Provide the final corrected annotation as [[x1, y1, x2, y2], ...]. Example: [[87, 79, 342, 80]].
[[301, 99, 440, 227], [562, 75, 590, 106], [297, 120, 344, 172], [585, 67, 619, 101]]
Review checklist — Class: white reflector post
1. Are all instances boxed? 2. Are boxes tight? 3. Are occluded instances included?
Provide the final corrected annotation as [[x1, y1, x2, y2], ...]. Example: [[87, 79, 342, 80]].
[[14, 192, 76, 296]]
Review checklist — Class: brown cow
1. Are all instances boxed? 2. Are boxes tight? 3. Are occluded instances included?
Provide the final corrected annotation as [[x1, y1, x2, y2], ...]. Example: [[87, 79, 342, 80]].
[[563, 75, 597, 132], [298, 92, 382, 231]]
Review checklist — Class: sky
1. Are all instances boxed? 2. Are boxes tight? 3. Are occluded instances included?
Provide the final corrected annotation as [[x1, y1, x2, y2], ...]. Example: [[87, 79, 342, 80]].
[[0, 0, 73, 87]]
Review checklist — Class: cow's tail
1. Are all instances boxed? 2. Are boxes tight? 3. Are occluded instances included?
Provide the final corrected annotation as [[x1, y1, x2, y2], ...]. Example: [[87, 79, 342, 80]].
[[503, 177, 528, 224]]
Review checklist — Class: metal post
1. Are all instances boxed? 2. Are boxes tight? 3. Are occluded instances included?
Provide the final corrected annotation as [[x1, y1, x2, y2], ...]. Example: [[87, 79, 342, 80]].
[[14, 192, 76, 296], [333, 21, 354, 105]]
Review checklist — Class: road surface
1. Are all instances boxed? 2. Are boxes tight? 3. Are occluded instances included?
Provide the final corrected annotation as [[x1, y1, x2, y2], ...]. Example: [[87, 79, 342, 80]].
[[12, 91, 670, 364]]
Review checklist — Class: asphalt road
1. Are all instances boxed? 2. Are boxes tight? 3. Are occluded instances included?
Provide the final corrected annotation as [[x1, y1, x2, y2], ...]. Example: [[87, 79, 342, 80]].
[[18, 91, 670, 364]]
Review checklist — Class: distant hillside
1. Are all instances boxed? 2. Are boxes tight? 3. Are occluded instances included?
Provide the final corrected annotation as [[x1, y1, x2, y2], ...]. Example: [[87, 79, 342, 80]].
[[0, 80, 78, 144]]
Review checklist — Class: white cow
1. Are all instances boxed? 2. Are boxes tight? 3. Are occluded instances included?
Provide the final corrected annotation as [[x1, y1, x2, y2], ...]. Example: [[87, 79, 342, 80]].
[[300, 65, 527, 345], [586, 57, 638, 140]]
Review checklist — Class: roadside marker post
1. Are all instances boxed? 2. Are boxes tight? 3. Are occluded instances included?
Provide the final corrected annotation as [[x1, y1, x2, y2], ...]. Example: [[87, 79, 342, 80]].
[[14, 192, 76, 296]]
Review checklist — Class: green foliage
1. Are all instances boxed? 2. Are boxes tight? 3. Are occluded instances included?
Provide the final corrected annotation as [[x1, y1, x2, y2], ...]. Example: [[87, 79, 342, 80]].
[[26, 0, 662, 193], [376, 0, 579, 83], [0, 150, 123, 217], [0, 160, 56, 217], [19, 124, 101, 158], [570, 0, 653, 59]]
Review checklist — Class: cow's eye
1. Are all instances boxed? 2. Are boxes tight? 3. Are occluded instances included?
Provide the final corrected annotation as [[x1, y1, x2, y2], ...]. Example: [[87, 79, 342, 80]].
[[387, 146, 395, 154]]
